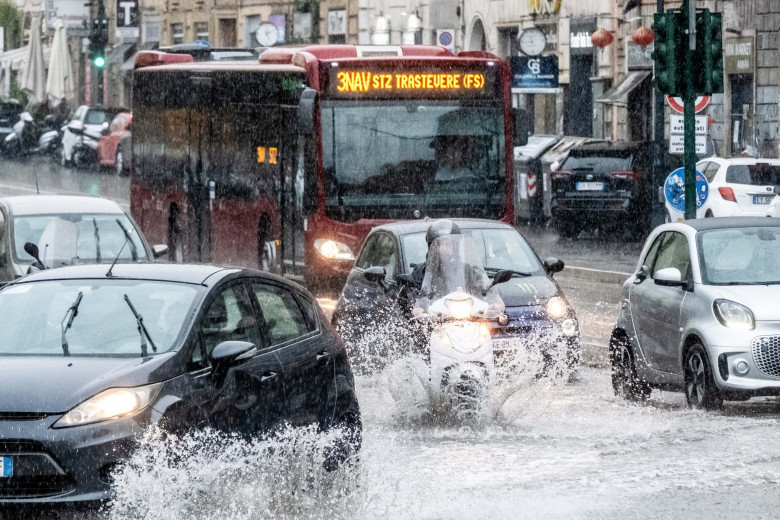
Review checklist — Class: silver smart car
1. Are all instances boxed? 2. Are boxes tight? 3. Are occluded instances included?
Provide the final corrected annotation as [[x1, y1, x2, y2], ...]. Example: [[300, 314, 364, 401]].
[[611, 217, 780, 410]]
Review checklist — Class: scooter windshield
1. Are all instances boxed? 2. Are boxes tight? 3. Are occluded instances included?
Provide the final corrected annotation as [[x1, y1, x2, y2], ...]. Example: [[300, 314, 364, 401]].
[[418, 234, 504, 315]]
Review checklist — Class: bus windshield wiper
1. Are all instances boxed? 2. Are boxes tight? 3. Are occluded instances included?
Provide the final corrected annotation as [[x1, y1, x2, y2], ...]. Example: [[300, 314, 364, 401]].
[[93, 218, 101, 263], [60, 291, 83, 357], [124, 294, 157, 357]]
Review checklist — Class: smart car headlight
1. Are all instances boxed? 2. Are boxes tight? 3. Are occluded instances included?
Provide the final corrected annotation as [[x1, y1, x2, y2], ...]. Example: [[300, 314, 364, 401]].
[[713, 299, 755, 331], [445, 297, 473, 319], [546, 296, 568, 319], [314, 239, 355, 261], [52, 383, 161, 428]]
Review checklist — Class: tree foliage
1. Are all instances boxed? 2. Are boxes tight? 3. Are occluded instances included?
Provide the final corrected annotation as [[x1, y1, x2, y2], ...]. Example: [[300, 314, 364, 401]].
[[0, 1, 21, 51]]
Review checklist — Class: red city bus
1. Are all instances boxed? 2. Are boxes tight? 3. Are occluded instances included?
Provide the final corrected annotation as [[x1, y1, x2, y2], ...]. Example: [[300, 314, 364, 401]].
[[131, 45, 524, 294]]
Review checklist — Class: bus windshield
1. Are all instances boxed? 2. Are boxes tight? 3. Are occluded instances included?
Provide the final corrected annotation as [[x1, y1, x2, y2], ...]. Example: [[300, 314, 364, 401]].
[[321, 101, 506, 221]]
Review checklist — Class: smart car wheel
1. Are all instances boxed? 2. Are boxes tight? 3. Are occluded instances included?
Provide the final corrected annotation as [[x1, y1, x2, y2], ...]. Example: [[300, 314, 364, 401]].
[[684, 342, 722, 410], [610, 335, 650, 402]]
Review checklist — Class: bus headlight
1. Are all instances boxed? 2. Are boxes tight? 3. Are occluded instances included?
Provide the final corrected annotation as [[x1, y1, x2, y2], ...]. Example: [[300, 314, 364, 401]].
[[314, 239, 355, 261]]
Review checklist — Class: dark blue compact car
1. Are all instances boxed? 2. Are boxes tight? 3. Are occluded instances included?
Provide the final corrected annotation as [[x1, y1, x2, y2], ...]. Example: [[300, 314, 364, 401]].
[[333, 219, 580, 372], [0, 264, 360, 505]]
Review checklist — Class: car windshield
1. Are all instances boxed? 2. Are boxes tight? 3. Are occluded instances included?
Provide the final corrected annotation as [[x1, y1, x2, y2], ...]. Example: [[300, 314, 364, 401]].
[[84, 110, 107, 125], [321, 101, 506, 221], [561, 154, 633, 174], [0, 280, 200, 356], [725, 163, 780, 185], [401, 228, 543, 275], [698, 227, 780, 285], [12, 213, 148, 267]]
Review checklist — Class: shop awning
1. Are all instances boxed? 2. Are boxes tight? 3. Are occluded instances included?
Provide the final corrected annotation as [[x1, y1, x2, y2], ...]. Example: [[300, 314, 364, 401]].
[[596, 71, 651, 106], [1, 45, 51, 71]]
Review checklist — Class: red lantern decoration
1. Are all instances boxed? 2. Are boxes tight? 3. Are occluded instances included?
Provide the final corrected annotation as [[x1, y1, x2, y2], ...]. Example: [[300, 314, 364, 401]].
[[590, 28, 614, 48], [632, 26, 655, 48]]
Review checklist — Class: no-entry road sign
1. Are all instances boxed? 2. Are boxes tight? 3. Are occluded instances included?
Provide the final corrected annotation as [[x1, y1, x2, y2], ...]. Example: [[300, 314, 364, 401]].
[[666, 95, 710, 114]]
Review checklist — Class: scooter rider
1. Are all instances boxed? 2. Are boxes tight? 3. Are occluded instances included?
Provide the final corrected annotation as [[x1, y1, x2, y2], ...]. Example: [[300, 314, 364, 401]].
[[410, 219, 461, 287]]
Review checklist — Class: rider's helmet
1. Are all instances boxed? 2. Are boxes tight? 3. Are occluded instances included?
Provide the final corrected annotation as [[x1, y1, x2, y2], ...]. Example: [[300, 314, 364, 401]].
[[426, 219, 460, 246]]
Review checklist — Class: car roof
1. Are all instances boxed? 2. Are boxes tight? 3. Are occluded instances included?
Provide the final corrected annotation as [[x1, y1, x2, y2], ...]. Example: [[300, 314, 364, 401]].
[[679, 217, 780, 232], [16, 263, 241, 286], [704, 157, 780, 165], [372, 218, 516, 236], [2, 195, 125, 216], [568, 141, 646, 154]]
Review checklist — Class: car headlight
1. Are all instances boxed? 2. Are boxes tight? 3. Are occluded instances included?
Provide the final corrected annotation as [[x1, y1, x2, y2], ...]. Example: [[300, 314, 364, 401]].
[[314, 238, 355, 261], [713, 299, 755, 330], [445, 297, 473, 319], [546, 296, 568, 319], [52, 383, 161, 428]]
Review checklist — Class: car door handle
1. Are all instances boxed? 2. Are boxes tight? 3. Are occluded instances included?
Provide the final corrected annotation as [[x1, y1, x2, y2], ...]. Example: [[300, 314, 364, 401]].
[[261, 371, 277, 382], [316, 351, 330, 362]]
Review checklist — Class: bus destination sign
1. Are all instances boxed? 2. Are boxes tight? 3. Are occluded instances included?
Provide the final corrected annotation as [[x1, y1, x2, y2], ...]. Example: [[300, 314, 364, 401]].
[[327, 68, 497, 98]]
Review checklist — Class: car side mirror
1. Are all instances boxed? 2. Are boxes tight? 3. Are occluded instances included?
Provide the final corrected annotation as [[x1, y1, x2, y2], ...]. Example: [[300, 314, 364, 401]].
[[363, 265, 387, 285], [24, 241, 45, 269], [152, 244, 169, 259], [654, 267, 686, 287], [489, 269, 513, 288], [543, 257, 564, 275], [209, 340, 257, 376]]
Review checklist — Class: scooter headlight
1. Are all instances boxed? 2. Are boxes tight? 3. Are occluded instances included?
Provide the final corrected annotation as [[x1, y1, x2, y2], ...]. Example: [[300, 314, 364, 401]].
[[445, 297, 473, 319], [713, 299, 755, 330]]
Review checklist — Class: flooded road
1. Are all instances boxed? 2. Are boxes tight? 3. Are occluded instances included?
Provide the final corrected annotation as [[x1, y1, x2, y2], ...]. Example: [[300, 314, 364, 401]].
[[96, 364, 780, 520]]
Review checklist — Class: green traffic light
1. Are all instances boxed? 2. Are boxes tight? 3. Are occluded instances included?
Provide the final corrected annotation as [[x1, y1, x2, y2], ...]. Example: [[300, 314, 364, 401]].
[[94, 56, 105, 68]]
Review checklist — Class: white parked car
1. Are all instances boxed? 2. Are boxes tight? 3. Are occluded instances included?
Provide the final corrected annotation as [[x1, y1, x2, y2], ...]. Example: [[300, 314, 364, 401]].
[[695, 157, 780, 217], [766, 185, 780, 218]]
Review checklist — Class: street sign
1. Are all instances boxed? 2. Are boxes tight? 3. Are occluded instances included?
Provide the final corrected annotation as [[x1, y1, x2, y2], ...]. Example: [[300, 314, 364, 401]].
[[665, 168, 709, 213], [669, 134, 706, 154], [666, 95, 710, 114], [670, 115, 707, 135]]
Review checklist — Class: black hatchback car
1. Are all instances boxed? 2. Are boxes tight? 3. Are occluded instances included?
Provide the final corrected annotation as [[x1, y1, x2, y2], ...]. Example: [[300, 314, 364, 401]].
[[332, 219, 579, 372], [550, 141, 682, 237], [0, 264, 360, 505]]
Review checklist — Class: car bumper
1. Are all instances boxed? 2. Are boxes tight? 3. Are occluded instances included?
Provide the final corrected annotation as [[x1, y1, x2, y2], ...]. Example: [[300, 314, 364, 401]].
[[551, 196, 636, 218], [489, 316, 580, 368], [0, 407, 153, 505], [705, 321, 780, 394]]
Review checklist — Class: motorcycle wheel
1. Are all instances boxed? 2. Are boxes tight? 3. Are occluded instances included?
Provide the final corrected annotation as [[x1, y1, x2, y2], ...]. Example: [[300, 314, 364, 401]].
[[73, 147, 93, 170]]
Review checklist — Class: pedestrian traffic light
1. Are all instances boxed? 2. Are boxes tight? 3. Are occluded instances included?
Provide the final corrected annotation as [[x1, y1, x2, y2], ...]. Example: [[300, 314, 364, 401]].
[[694, 10, 724, 95], [651, 11, 684, 96]]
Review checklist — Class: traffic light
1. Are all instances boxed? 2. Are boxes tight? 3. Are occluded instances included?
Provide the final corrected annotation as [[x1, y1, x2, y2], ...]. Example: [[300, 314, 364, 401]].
[[694, 10, 724, 95], [89, 42, 105, 68], [651, 11, 684, 96], [89, 17, 108, 68]]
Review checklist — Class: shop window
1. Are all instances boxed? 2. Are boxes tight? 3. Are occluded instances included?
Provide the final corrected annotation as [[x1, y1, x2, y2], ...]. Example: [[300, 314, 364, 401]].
[[171, 23, 184, 44]]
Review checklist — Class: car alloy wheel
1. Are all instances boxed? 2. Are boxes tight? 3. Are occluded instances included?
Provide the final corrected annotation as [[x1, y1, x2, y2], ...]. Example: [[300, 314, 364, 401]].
[[115, 151, 123, 176], [684, 343, 722, 410], [610, 336, 650, 402]]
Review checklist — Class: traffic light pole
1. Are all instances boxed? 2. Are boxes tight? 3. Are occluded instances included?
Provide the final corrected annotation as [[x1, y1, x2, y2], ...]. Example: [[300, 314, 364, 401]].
[[682, 0, 697, 220], [652, 0, 665, 227]]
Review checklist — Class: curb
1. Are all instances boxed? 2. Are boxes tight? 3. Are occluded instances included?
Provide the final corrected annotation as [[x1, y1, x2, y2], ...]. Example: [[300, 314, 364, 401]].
[[561, 265, 631, 284]]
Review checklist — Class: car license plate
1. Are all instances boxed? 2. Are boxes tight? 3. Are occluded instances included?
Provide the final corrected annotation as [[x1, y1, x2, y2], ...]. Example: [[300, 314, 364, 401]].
[[493, 338, 521, 351], [576, 182, 604, 191], [753, 194, 774, 204], [1, 456, 11, 478]]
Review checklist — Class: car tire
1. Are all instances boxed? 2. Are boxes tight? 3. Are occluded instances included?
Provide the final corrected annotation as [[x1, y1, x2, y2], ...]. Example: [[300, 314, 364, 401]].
[[115, 150, 124, 176], [610, 335, 651, 402], [705, 210, 714, 218], [684, 342, 723, 410]]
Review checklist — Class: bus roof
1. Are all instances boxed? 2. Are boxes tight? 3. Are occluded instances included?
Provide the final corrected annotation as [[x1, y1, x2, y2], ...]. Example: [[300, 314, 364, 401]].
[[135, 60, 305, 74]]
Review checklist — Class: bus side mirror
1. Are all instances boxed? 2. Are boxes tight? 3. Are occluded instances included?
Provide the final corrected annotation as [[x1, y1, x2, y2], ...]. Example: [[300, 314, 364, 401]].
[[512, 108, 529, 147], [298, 88, 317, 136]]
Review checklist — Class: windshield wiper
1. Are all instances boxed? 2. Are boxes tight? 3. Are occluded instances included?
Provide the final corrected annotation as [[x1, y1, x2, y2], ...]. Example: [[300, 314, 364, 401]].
[[93, 218, 101, 263], [485, 267, 533, 277], [124, 294, 157, 357], [60, 291, 83, 357], [116, 219, 138, 261]]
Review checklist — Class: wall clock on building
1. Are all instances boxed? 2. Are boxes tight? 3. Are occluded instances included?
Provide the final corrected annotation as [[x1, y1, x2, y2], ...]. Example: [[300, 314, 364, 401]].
[[256, 22, 279, 46], [518, 27, 547, 56]]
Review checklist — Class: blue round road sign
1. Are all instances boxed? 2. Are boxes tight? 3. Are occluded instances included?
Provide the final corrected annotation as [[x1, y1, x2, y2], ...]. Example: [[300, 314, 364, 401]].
[[439, 31, 453, 46], [664, 167, 709, 213]]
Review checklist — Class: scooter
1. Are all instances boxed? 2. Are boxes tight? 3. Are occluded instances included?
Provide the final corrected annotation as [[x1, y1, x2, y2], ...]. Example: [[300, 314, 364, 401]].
[[66, 121, 105, 169], [3, 113, 62, 158]]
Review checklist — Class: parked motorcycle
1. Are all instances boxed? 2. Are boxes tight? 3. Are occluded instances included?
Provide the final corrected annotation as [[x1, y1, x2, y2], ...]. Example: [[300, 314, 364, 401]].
[[3, 113, 62, 159], [411, 234, 511, 421], [64, 120, 106, 169]]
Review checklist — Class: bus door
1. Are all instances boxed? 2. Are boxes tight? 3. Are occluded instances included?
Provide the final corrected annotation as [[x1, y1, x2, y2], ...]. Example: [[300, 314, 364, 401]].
[[278, 104, 306, 281]]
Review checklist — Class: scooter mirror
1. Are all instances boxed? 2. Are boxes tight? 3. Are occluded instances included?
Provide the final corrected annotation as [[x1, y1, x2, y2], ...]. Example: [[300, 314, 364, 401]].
[[363, 265, 386, 285]]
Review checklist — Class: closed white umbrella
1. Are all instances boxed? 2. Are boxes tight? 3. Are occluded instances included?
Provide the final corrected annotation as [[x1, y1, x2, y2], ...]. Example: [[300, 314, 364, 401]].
[[46, 19, 75, 105], [20, 15, 46, 103]]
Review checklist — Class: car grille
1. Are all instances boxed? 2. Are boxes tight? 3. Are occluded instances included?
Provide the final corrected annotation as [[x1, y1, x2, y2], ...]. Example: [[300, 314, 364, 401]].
[[0, 440, 75, 498], [751, 336, 780, 378]]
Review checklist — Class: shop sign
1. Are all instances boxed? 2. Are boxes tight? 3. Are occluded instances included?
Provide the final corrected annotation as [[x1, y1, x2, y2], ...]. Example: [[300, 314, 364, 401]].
[[570, 18, 596, 55], [530, 0, 562, 16], [510, 55, 559, 90], [724, 37, 754, 75]]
